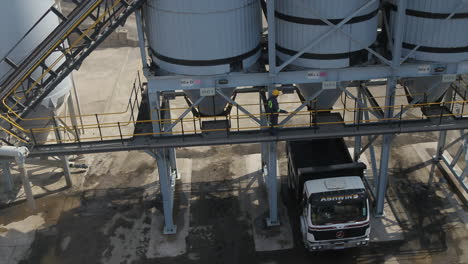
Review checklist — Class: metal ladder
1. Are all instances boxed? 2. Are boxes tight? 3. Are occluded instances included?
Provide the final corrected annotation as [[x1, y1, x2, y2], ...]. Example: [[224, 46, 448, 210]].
[[0, 0, 146, 146]]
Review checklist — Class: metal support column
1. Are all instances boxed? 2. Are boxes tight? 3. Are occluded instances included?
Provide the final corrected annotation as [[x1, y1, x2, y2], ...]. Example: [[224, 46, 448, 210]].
[[436, 131, 448, 160], [135, 8, 148, 68], [265, 141, 280, 226], [61, 155, 72, 187], [260, 92, 269, 168], [162, 97, 178, 179], [67, 91, 80, 136], [53, 118, 72, 187], [354, 86, 363, 161], [70, 75, 85, 134], [375, 0, 407, 217], [17, 155, 36, 210], [147, 149, 177, 234], [1, 161, 14, 192], [429, 130, 447, 184], [147, 87, 177, 234]]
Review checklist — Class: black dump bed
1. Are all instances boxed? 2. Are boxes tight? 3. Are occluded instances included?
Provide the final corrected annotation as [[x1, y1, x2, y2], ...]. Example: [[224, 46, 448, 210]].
[[287, 138, 365, 181]]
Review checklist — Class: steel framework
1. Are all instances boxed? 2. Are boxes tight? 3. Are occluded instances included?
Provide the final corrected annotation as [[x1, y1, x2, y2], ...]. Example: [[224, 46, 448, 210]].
[[120, 0, 468, 231], [3, 0, 468, 233]]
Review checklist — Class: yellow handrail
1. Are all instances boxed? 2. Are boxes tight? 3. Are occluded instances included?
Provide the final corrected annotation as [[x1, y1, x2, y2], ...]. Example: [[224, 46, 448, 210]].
[[26, 99, 468, 145]]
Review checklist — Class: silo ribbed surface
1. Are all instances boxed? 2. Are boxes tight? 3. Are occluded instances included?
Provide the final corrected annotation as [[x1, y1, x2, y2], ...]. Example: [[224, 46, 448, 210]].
[[144, 0, 262, 76], [276, 0, 379, 69], [144, 0, 261, 116], [389, 0, 468, 62], [276, 0, 378, 109], [0, 0, 73, 142]]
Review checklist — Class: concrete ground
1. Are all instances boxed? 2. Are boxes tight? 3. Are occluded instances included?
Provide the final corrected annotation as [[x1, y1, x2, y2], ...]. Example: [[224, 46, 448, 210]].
[[1, 45, 468, 264]]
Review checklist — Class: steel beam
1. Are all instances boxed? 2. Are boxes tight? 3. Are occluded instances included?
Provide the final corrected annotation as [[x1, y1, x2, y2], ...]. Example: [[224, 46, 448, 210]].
[[162, 98, 178, 178], [147, 149, 177, 234], [30, 116, 468, 157], [148, 89, 162, 135], [164, 96, 205, 133], [17, 156, 36, 210], [216, 89, 262, 125], [61, 155, 72, 187], [53, 117, 72, 187], [265, 141, 279, 226], [375, 0, 407, 217], [135, 8, 148, 68], [267, 0, 276, 76], [147, 62, 468, 92], [354, 87, 364, 161]]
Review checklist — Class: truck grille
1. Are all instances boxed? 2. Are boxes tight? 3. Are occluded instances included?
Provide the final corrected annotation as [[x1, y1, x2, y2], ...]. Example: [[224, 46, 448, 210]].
[[310, 225, 369, 241]]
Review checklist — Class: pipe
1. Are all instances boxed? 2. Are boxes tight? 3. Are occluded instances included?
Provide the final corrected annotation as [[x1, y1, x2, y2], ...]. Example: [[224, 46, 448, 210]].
[[0, 146, 36, 209]]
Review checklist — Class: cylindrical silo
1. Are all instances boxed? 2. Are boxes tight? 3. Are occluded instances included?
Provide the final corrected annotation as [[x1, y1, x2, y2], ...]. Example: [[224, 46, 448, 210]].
[[0, 0, 73, 143], [144, 0, 262, 116], [389, 0, 468, 63], [389, 0, 468, 102], [276, 0, 379, 109]]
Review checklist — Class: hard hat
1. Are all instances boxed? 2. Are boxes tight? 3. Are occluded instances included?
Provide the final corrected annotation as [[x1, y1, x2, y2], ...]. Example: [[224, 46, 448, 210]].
[[272, 89, 281, 96]]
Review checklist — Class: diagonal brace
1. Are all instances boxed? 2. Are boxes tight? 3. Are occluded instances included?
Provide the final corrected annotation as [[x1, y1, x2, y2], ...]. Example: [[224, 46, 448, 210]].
[[307, 1, 392, 67], [277, 0, 378, 72], [163, 96, 205, 133], [279, 89, 323, 126], [340, 86, 384, 119], [401, 1, 468, 64], [216, 89, 262, 125], [393, 81, 441, 118]]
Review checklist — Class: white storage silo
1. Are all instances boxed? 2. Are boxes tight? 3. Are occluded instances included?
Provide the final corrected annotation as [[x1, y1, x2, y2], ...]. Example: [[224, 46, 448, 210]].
[[144, 0, 262, 116], [389, 0, 468, 102], [276, 0, 379, 109], [0, 0, 73, 143]]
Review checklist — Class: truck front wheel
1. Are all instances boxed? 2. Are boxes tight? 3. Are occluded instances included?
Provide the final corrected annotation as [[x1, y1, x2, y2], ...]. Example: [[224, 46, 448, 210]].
[[300, 217, 309, 250]]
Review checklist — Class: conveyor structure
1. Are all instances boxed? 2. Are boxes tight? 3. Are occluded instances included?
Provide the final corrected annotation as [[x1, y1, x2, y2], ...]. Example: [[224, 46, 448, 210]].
[[1, 0, 468, 235]]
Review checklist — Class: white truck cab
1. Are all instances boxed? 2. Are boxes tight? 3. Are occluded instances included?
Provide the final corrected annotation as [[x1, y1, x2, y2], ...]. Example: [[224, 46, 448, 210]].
[[299, 176, 370, 251]]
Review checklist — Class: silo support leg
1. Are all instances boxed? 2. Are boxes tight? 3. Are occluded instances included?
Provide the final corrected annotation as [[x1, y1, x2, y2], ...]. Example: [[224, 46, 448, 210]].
[[354, 136, 362, 162], [61, 156, 72, 187], [148, 149, 177, 234], [17, 159, 36, 210], [2, 161, 14, 192], [265, 142, 280, 226], [375, 134, 393, 217]]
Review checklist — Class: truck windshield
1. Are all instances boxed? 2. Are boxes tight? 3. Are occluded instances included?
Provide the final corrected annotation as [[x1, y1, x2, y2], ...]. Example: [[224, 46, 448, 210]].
[[310, 199, 367, 225]]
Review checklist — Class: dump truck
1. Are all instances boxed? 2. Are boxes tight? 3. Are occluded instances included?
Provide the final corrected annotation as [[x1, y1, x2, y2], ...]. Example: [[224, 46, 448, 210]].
[[286, 138, 370, 251]]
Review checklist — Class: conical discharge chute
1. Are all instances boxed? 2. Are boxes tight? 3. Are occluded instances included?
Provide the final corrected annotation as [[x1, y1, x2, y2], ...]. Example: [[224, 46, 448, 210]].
[[276, 0, 379, 109], [0, 0, 73, 143], [144, 0, 262, 116], [388, 0, 468, 103]]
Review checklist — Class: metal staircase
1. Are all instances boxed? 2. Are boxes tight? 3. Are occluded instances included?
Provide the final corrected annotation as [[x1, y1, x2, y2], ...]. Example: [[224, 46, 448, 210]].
[[0, 0, 146, 146]]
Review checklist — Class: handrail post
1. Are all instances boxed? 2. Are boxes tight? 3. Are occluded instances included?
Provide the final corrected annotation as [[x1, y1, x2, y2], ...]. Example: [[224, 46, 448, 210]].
[[95, 114, 103, 141]]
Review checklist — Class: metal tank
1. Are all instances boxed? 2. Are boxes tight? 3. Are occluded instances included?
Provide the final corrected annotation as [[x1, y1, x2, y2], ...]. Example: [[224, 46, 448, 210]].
[[0, 0, 73, 142], [144, 0, 262, 116], [276, 0, 379, 109], [389, 0, 468, 63], [388, 0, 468, 102]]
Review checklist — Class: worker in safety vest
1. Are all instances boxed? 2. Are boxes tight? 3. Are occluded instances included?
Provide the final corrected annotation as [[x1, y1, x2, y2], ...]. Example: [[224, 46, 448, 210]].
[[266, 89, 287, 135]]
